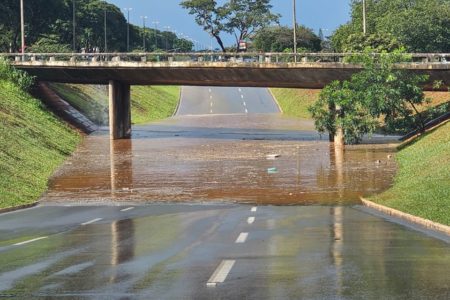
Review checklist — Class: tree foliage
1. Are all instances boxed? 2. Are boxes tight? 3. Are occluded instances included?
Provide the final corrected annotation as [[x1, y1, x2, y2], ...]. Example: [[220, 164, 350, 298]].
[[252, 25, 321, 52], [332, 0, 450, 53], [309, 50, 429, 144], [181, 0, 279, 52], [0, 0, 192, 53]]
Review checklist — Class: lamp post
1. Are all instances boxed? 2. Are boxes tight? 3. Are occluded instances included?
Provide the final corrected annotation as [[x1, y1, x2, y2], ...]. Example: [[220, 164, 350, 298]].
[[123, 8, 132, 52], [293, 0, 297, 63], [141, 16, 148, 51], [104, 7, 107, 52], [20, 0, 25, 54], [164, 26, 170, 51], [152, 21, 159, 50], [72, 0, 76, 52], [362, 0, 367, 35]]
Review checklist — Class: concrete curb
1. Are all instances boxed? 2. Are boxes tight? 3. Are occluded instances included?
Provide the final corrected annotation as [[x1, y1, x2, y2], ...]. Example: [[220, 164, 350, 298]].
[[360, 197, 450, 236], [172, 86, 183, 117], [268, 88, 284, 114], [398, 119, 449, 150], [0, 202, 39, 215]]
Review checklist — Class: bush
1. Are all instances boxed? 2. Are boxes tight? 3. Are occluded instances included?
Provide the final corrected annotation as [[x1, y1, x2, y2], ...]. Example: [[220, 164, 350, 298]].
[[0, 57, 34, 91]]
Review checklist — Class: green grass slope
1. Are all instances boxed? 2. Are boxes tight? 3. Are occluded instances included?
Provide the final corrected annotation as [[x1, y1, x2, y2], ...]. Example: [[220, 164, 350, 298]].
[[270, 88, 319, 119], [0, 80, 80, 208], [370, 122, 450, 225], [49, 83, 180, 125]]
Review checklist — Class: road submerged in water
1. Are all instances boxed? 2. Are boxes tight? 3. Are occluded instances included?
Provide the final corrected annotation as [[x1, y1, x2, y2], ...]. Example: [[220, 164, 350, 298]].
[[1, 87, 449, 299]]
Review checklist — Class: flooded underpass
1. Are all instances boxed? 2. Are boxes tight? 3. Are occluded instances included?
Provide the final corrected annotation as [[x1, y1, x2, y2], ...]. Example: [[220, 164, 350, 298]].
[[41, 114, 398, 206]]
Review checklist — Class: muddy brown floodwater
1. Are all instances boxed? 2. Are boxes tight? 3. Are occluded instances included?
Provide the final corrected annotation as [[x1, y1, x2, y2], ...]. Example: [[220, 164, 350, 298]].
[[42, 114, 399, 205]]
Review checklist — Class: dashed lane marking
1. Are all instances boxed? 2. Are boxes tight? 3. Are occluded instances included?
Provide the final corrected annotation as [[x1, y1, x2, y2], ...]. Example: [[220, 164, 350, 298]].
[[235, 232, 249, 243], [210, 109, 213, 114], [210, 102, 213, 107], [245, 108, 249, 114], [14, 236, 48, 246], [81, 218, 103, 226], [241, 95, 244, 99], [206, 260, 236, 287], [251, 207, 257, 212], [238, 88, 242, 92], [247, 217, 255, 224], [243, 101, 247, 106], [120, 207, 134, 212]]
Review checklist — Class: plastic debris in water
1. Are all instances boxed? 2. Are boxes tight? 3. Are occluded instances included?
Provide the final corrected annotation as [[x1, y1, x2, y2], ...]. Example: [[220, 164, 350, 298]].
[[267, 167, 278, 174], [266, 154, 281, 160]]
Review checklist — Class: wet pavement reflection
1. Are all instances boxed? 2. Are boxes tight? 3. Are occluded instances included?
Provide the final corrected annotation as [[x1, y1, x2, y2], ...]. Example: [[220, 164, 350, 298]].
[[42, 114, 398, 205], [0, 206, 448, 299]]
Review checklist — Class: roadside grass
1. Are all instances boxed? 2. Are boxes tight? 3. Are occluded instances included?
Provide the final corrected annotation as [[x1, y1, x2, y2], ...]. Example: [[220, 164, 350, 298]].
[[49, 83, 180, 125], [269, 88, 319, 119], [369, 122, 450, 225], [0, 80, 80, 209]]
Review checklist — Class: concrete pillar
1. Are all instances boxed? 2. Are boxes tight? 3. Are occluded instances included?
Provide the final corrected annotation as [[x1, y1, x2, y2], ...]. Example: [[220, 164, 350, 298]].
[[109, 80, 131, 140]]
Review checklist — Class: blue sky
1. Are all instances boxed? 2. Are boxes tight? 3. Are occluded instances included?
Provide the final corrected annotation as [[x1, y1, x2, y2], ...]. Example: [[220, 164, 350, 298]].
[[107, 0, 351, 49]]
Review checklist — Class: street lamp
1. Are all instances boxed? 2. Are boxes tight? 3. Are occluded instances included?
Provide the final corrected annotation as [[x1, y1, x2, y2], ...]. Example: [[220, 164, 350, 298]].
[[152, 21, 160, 50], [362, 0, 367, 35], [141, 16, 148, 51], [73, 0, 76, 52], [104, 6, 107, 53], [293, 0, 297, 63], [164, 26, 171, 51], [20, 0, 25, 54], [123, 8, 132, 52]]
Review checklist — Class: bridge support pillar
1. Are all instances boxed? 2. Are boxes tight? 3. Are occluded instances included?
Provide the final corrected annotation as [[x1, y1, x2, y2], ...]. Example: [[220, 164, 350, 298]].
[[109, 80, 131, 140]]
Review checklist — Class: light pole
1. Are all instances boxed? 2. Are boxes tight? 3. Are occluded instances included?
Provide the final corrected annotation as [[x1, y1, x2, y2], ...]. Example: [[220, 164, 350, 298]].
[[164, 26, 170, 51], [152, 21, 159, 50], [72, 0, 76, 52], [293, 0, 297, 63], [141, 16, 148, 51], [124, 8, 132, 52], [20, 0, 25, 54], [362, 0, 367, 35], [104, 7, 107, 52]]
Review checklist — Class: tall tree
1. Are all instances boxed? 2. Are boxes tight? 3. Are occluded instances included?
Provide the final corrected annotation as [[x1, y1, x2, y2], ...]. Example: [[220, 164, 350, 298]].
[[181, 0, 228, 52]]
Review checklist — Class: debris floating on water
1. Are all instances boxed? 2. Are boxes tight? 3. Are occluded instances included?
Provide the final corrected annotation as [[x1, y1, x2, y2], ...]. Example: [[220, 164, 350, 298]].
[[266, 154, 281, 160], [267, 167, 278, 174]]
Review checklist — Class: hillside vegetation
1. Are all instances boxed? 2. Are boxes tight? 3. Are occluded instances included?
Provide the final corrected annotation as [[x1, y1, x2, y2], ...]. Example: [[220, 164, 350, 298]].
[[0, 80, 80, 208], [370, 122, 450, 225], [270, 88, 319, 119], [49, 83, 180, 125]]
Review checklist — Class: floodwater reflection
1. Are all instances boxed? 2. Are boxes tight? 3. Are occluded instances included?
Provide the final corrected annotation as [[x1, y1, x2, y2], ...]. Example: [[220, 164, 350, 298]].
[[43, 115, 398, 205]]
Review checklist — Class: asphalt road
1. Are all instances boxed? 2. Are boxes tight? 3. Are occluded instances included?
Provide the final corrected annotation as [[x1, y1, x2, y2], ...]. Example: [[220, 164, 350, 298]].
[[176, 86, 280, 115], [0, 204, 449, 299]]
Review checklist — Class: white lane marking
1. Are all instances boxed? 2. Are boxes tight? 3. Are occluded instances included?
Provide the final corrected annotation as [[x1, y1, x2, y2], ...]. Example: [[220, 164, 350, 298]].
[[247, 217, 255, 224], [210, 95, 213, 99], [235, 232, 249, 243], [210, 102, 213, 107], [245, 108, 248, 114], [243, 101, 247, 106], [81, 218, 103, 226], [241, 95, 244, 99], [120, 207, 134, 212], [210, 109, 213, 114], [251, 207, 257, 212], [14, 236, 48, 246], [209, 88, 212, 93], [206, 260, 236, 287], [238, 88, 242, 92]]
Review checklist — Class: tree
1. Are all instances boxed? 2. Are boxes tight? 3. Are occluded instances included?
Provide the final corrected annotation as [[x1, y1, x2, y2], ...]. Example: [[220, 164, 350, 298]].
[[224, 0, 279, 51], [181, 0, 279, 52], [309, 50, 429, 144], [252, 26, 321, 52], [331, 0, 450, 53], [181, 0, 228, 52], [342, 32, 403, 53]]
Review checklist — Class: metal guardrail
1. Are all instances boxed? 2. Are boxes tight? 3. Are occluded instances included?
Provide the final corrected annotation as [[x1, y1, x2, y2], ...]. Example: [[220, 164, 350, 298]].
[[1, 52, 449, 64]]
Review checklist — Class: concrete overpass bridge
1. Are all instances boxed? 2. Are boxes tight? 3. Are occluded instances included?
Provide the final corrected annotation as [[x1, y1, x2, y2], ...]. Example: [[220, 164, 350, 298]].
[[2, 52, 449, 139]]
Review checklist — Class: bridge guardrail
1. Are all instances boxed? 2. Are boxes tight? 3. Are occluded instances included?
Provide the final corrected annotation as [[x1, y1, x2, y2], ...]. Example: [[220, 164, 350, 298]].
[[1, 52, 449, 65]]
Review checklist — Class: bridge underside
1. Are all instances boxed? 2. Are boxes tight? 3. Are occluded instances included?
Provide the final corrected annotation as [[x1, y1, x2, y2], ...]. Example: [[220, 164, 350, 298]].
[[16, 63, 450, 90]]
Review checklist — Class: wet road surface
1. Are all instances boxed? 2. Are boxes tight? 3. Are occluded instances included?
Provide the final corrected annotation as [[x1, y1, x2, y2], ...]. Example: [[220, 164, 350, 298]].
[[0, 204, 449, 299], [2, 86, 448, 298]]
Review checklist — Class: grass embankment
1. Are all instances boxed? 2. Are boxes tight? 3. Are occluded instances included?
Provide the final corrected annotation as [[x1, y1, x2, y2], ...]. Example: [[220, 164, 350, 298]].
[[0, 81, 80, 209], [370, 122, 450, 225], [49, 83, 180, 125], [270, 88, 319, 119]]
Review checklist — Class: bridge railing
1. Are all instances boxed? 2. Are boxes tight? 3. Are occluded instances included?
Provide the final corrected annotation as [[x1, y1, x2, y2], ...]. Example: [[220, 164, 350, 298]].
[[1, 52, 449, 65]]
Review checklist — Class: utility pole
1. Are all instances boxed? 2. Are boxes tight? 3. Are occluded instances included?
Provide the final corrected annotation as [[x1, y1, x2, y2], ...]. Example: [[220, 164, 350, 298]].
[[104, 7, 107, 53], [141, 16, 148, 51], [152, 21, 159, 50], [124, 8, 132, 52], [362, 0, 367, 35], [73, 0, 76, 52], [293, 0, 297, 63], [20, 0, 25, 54], [164, 26, 171, 51]]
